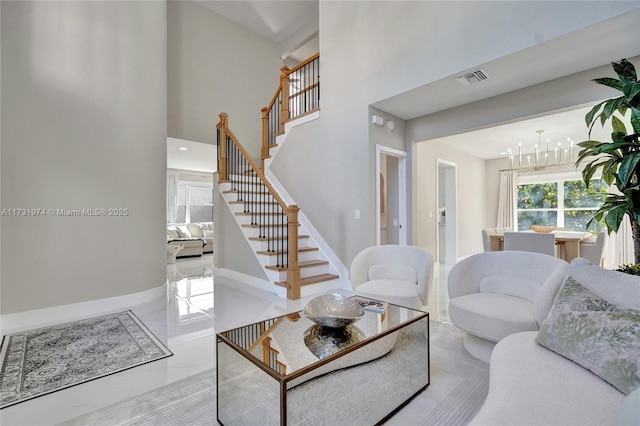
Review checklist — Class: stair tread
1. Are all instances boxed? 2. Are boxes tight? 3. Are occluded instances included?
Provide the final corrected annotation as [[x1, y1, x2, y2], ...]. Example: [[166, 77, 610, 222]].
[[265, 259, 329, 271], [223, 189, 271, 195], [230, 200, 279, 205], [257, 247, 318, 256], [275, 273, 340, 288], [228, 181, 266, 187], [235, 212, 284, 216], [242, 223, 298, 228], [249, 235, 309, 241]]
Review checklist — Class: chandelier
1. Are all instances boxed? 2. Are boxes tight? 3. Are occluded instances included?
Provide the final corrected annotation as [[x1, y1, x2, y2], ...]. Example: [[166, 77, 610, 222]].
[[505, 130, 575, 171]]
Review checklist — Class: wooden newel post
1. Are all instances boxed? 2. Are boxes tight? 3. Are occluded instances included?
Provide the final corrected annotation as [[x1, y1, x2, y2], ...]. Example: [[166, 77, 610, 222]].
[[286, 204, 301, 300], [279, 66, 290, 135], [218, 113, 228, 181], [261, 107, 269, 168]]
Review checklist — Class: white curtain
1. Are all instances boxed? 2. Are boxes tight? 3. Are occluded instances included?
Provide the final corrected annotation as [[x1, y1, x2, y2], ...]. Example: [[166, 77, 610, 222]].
[[167, 172, 179, 224], [604, 218, 635, 268], [496, 171, 518, 229]]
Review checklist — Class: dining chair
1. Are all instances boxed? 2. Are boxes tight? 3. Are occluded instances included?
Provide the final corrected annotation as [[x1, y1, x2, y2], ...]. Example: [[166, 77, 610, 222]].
[[482, 229, 496, 252], [579, 231, 606, 266], [503, 232, 556, 257]]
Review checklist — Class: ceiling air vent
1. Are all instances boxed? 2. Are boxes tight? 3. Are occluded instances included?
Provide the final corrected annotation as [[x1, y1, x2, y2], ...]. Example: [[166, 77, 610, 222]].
[[454, 68, 490, 86]]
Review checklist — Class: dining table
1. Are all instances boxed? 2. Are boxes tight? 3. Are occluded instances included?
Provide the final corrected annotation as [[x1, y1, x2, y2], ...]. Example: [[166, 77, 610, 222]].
[[489, 230, 591, 262]]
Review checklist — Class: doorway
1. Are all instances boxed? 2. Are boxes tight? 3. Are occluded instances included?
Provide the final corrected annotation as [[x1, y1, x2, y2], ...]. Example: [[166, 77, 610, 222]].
[[436, 159, 458, 264], [376, 145, 407, 245]]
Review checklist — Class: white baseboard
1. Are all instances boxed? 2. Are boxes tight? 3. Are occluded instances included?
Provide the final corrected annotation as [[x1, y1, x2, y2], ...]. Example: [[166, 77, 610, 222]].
[[0, 282, 168, 333], [214, 267, 276, 295]]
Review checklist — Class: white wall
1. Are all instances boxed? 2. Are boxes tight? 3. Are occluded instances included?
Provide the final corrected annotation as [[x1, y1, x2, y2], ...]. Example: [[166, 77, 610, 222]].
[[1, 1, 167, 315], [416, 143, 486, 258], [167, 1, 282, 153], [270, 1, 637, 267]]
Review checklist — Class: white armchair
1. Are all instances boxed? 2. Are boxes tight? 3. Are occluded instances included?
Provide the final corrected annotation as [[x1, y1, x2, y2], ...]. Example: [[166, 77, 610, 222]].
[[350, 245, 433, 310], [448, 251, 568, 362]]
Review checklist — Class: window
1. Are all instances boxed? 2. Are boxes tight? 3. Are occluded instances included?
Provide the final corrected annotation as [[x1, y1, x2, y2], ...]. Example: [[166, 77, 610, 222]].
[[516, 174, 607, 232], [176, 182, 213, 224]]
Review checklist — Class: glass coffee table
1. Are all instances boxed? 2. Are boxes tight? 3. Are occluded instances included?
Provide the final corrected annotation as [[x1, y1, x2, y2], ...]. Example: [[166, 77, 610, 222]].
[[216, 297, 429, 425]]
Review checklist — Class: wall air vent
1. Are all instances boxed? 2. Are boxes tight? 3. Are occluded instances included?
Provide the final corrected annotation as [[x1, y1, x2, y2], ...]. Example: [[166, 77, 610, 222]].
[[454, 68, 490, 86]]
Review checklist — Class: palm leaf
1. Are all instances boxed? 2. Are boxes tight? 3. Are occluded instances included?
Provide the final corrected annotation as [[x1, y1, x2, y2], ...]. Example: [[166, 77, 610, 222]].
[[623, 82, 640, 101], [612, 59, 637, 85], [630, 107, 640, 134], [604, 204, 628, 233], [603, 97, 624, 120], [585, 101, 606, 128], [611, 115, 627, 135], [593, 77, 625, 91], [617, 154, 640, 188]]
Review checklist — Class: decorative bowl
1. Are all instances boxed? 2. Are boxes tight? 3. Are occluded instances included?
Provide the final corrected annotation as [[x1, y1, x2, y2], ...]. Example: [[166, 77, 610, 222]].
[[303, 324, 365, 359], [530, 225, 556, 233], [303, 293, 365, 328]]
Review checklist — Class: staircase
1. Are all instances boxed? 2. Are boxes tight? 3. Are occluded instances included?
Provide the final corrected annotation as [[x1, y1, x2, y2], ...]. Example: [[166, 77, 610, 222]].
[[216, 111, 343, 300], [216, 53, 345, 300]]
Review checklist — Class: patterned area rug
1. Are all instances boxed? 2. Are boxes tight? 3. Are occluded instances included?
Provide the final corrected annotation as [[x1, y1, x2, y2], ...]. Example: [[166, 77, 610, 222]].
[[0, 311, 172, 409]]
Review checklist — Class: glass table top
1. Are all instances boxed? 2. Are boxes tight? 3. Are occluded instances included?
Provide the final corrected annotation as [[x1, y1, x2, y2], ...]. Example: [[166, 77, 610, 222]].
[[218, 297, 427, 378]]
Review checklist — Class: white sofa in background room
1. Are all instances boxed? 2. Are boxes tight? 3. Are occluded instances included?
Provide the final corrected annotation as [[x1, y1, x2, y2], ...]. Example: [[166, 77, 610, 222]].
[[471, 258, 640, 426], [167, 222, 214, 258]]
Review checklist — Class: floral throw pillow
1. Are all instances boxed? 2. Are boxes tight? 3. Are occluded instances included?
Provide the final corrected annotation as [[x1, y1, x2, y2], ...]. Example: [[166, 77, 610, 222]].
[[535, 276, 640, 395]]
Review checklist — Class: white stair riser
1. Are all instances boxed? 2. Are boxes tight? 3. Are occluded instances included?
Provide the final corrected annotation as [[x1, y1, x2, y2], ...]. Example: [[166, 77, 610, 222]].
[[241, 227, 290, 239], [235, 215, 288, 227], [249, 238, 311, 252], [228, 204, 281, 214], [300, 264, 331, 278], [256, 250, 320, 265]]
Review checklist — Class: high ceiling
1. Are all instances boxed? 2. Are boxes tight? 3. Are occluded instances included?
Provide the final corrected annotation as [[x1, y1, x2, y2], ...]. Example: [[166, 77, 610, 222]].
[[174, 2, 639, 166], [435, 104, 615, 161], [194, 0, 319, 43]]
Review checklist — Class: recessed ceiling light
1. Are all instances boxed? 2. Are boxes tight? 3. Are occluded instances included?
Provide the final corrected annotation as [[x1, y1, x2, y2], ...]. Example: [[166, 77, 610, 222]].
[[179, 147, 188, 151]]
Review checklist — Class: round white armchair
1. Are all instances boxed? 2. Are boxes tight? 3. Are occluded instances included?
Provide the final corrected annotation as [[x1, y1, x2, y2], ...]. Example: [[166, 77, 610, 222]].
[[448, 251, 568, 362], [350, 245, 433, 310]]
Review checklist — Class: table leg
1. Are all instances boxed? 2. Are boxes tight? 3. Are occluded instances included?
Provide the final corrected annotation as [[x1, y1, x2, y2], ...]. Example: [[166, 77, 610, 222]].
[[564, 241, 580, 262]]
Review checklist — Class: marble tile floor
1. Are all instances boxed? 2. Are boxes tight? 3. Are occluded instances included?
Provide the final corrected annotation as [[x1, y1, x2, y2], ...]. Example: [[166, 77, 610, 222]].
[[0, 255, 454, 425]]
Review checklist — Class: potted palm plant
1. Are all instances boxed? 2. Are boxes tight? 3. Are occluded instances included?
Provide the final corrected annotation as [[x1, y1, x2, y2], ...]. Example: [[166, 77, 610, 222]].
[[575, 58, 640, 263]]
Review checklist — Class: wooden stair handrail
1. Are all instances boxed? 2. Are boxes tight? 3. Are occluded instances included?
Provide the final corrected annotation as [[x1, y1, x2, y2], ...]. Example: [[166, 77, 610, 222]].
[[287, 52, 319, 76], [217, 112, 302, 299], [261, 53, 320, 166], [218, 113, 288, 212]]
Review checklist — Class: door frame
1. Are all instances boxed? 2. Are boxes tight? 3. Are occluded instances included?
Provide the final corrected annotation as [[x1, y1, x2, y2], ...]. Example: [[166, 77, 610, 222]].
[[376, 144, 407, 245], [436, 158, 458, 264]]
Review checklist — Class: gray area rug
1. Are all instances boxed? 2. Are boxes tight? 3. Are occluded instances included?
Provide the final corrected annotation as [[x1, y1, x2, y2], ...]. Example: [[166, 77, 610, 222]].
[[59, 320, 488, 426], [0, 311, 172, 410]]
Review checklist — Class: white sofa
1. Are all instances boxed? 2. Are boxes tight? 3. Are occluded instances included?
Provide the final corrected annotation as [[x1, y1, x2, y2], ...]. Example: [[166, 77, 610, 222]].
[[470, 258, 640, 425], [167, 222, 214, 258]]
